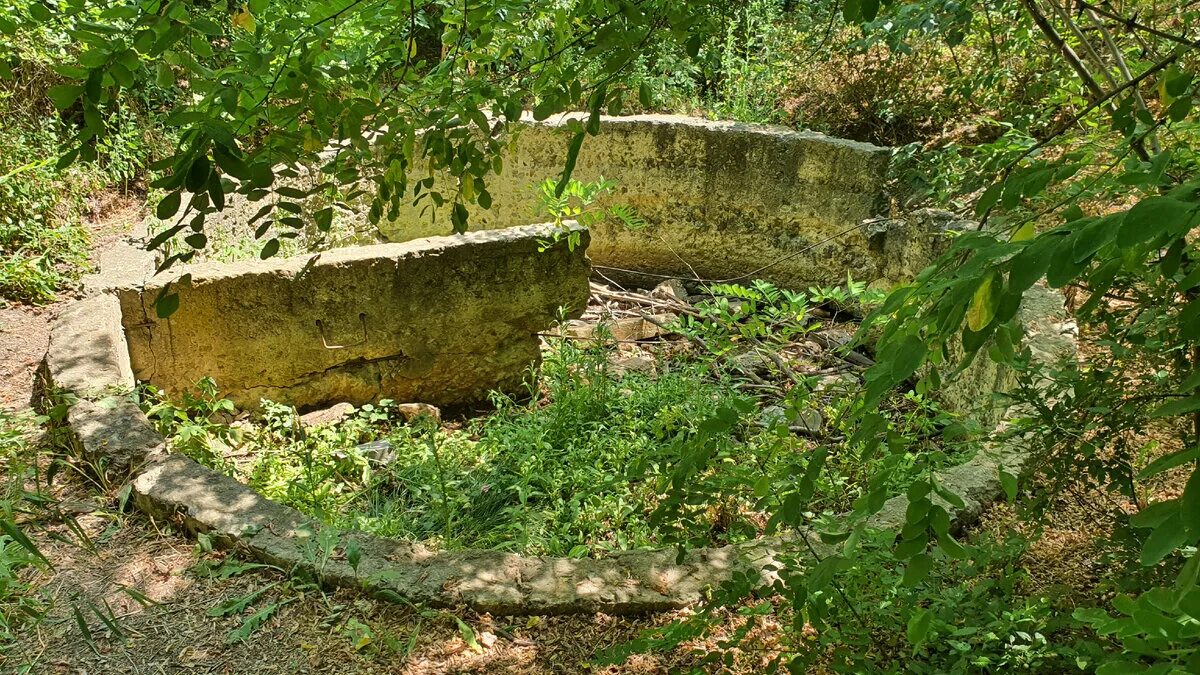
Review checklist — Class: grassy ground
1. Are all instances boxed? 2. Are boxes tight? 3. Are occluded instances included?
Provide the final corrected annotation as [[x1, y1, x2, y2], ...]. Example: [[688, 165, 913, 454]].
[[139, 291, 980, 560]]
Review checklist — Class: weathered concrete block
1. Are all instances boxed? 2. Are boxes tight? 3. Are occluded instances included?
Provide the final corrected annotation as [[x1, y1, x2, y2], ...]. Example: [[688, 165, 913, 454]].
[[116, 224, 590, 411], [65, 396, 165, 478], [376, 115, 894, 288], [43, 294, 136, 400]]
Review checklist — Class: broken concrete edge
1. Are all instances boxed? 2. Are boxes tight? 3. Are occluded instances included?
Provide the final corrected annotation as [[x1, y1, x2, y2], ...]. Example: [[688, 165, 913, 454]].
[[41, 242, 1075, 616]]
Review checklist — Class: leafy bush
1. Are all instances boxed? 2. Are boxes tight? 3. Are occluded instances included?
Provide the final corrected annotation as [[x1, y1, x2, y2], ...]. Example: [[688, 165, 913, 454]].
[[0, 121, 92, 304]]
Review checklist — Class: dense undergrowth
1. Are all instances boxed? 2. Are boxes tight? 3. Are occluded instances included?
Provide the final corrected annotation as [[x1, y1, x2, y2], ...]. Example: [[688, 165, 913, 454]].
[[144, 289, 977, 557], [0, 4, 173, 304]]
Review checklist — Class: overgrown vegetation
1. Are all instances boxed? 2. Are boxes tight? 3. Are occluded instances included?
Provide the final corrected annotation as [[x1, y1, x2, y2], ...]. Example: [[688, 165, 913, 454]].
[[146, 283, 976, 557], [0, 410, 51, 653], [0, 2, 174, 304], [4, 0, 1200, 670]]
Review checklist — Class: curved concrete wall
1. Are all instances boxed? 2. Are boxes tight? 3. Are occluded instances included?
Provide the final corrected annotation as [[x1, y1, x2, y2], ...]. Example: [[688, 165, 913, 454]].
[[378, 115, 913, 288], [116, 224, 590, 412]]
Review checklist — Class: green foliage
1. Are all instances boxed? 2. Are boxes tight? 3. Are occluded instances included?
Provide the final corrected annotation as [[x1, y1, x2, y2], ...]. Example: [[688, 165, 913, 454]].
[[0, 131, 91, 304], [10, 0, 722, 273], [0, 0, 175, 303], [148, 314, 974, 558], [144, 377, 240, 472], [603, 532, 1099, 672], [0, 410, 52, 653], [531, 175, 644, 251]]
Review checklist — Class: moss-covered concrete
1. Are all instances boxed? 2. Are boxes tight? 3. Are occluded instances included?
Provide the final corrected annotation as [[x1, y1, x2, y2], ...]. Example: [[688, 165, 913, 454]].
[[375, 115, 908, 288], [115, 224, 590, 411]]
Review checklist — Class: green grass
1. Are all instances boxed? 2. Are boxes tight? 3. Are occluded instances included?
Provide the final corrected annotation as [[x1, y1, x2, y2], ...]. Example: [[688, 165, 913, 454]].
[[0, 409, 52, 652], [146, 338, 980, 558]]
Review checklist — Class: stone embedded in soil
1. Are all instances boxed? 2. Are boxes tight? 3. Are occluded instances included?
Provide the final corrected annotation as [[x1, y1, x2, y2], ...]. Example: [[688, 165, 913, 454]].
[[300, 402, 357, 427], [760, 405, 825, 435], [560, 314, 675, 343], [608, 352, 656, 376], [395, 402, 440, 423], [812, 372, 862, 393], [355, 439, 397, 466], [651, 279, 690, 303], [43, 294, 136, 400]]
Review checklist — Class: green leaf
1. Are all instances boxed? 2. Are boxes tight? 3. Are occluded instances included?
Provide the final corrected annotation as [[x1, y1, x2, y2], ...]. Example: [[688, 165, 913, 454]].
[[975, 183, 1003, 217], [29, 3, 52, 23], [1181, 589, 1200, 621], [1131, 500, 1178, 529], [638, 81, 652, 108], [889, 335, 928, 384], [155, 191, 181, 220], [586, 84, 606, 136], [213, 146, 252, 180], [806, 555, 845, 592], [859, 0, 880, 22], [555, 132, 585, 198], [315, 207, 334, 232], [936, 531, 968, 560], [1138, 446, 1200, 480], [966, 273, 997, 332], [1071, 214, 1120, 263], [155, 61, 174, 88], [753, 476, 771, 498], [454, 617, 483, 654], [531, 99, 556, 121], [72, 603, 96, 654], [155, 293, 180, 319], [902, 554, 932, 587], [1007, 236, 1056, 293], [226, 600, 290, 644], [1009, 222, 1036, 242], [999, 469, 1018, 502], [906, 608, 933, 647], [1117, 196, 1198, 247], [47, 84, 83, 110], [259, 238, 280, 260], [1141, 514, 1188, 566], [0, 519, 52, 568], [1151, 395, 1200, 419], [1182, 468, 1200, 539], [1168, 96, 1192, 123], [451, 202, 469, 234]]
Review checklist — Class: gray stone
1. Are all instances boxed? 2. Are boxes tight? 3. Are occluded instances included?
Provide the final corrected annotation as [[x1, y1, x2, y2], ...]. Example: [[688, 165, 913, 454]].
[[608, 353, 656, 376], [300, 402, 356, 427], [812, 372, 862, 393], [43, 295, 136, 401], [64, 396, 165, 479], [760, 405, 824, 435], [395, 402, 441, 424], [651, 279, 690, 303]]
